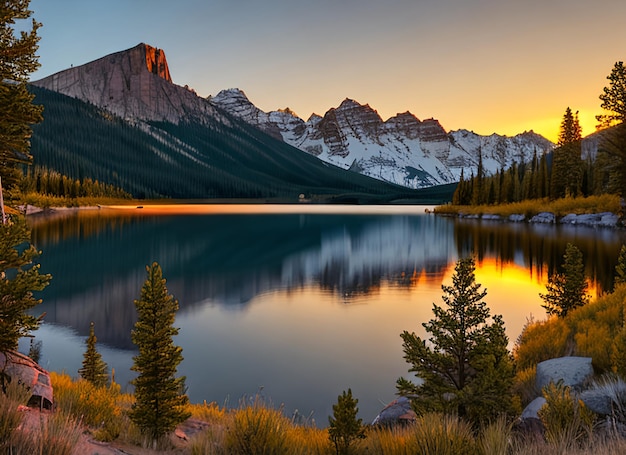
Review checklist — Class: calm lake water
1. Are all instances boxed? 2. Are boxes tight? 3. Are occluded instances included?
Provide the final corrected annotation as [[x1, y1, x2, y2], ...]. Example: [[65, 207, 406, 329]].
[[23, 205, 626, 425]]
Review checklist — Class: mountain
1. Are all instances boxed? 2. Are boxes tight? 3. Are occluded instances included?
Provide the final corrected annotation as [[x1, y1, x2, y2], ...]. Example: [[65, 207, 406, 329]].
[[30, 44, 452, 202], [210, 89, 555, 189]]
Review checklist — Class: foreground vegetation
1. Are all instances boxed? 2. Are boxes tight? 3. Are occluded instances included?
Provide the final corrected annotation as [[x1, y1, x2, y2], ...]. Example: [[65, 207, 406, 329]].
[[5, 370, 626, 454]]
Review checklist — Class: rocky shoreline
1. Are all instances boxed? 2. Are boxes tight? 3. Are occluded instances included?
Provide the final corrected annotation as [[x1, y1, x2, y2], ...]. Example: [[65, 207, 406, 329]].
[[450, 211, 624, 229]]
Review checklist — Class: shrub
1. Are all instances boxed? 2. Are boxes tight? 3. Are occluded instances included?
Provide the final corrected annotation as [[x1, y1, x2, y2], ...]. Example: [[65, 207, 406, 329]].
[[223, 396, 290, 455], [513, 365, 539, 408], [50, 371, 127, 441], [479, 416, 512, 455], [538, 381, 594, 450], [411, 413, 479, 455], [366, 426, 417, 454]]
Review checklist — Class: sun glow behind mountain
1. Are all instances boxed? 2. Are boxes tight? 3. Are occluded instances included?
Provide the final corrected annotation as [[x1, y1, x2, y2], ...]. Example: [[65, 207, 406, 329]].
[[29, 0, 625, 145]]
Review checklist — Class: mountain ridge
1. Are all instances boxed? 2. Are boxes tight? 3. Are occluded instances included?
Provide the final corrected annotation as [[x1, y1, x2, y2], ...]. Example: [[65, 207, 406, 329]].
[[209, 87, 555, 189], [33, 43, 554, 191]]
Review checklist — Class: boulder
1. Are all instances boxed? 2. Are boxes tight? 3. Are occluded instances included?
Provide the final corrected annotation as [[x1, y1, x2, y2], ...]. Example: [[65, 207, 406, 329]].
[[0, 350, 53, 409], [580, 388, 614, 415], [371, 396, 416, 426], [530, 212, 555, 224], [535, 356, 593, 392], [521, 396, 547, 421], [508, 214, 526, 222]]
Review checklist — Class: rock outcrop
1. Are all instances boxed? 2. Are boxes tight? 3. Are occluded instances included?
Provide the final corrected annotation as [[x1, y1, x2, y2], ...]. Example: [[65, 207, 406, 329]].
[[371, 396, 417, 426], [535, 356, 594, 391], [33, 43, 223, 125]]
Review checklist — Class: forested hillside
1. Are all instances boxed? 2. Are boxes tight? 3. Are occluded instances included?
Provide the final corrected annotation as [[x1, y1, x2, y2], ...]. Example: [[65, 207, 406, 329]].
[[28, 86, 454, 203]]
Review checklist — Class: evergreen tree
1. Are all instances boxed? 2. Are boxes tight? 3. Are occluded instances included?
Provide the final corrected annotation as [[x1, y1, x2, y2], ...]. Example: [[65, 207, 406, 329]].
[[78, 321, 109, 388], [557, 107, 583, 146], [396, 257, 514, 424], [540, 243, 590, 318], [0, 217, 51, 352], [552, 108, 583, 198], [596, 62, 626, 197], [328, 388, 366, 455], [597, 61, 626, 128], [129, 263, 190, 445], [615, 244, 626, 288], [0, 1, 42, 190], [28, 338, 42, 364]]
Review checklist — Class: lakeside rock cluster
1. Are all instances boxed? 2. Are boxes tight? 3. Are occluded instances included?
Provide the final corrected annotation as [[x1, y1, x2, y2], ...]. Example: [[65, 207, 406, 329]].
[[456, 211, 622, 228]]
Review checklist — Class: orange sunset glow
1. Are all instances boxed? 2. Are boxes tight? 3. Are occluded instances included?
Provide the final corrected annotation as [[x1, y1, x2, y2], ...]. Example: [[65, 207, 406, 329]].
[[30, 1, 625, 143]]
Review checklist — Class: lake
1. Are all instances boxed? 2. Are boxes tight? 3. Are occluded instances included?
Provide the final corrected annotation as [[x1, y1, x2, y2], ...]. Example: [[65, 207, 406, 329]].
[[23, 204, 626, 426]]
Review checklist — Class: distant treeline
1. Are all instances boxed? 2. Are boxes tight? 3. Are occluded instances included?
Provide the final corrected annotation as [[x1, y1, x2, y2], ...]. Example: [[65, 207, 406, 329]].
[[453, 126, 626, 206], [19, 166, 131, 199], [27, 85, 452, 203]]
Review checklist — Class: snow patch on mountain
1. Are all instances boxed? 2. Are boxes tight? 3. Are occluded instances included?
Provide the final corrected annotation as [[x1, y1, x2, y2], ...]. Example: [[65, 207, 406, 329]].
[[211, 89, 554, 189]]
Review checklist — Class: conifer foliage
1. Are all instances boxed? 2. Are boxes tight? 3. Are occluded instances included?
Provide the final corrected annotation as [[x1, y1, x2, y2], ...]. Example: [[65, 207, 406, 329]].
[[0, 217, 50, 352], [0, 0, 42, 189], [78, 321, 109, 388], [540, 243, 590, 318], [129, 263, 190, 444], [396, 257, 514, 424], [328, 388, 366, 455]]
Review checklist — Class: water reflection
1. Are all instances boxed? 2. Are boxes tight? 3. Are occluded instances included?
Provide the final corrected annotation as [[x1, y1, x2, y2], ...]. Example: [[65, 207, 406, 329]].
[[25, 207, 626, 423]]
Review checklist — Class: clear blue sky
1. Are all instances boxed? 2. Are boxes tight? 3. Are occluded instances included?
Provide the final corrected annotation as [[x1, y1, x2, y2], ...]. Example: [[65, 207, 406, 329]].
[[29, 0, 626, 141]]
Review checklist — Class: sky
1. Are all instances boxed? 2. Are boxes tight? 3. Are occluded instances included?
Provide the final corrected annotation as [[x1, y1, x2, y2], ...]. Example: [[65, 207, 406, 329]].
[[27, 0, 626, 142]]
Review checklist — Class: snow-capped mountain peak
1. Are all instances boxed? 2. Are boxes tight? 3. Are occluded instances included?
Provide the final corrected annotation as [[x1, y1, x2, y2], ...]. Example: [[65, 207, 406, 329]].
[[210, 91, 554, 188]]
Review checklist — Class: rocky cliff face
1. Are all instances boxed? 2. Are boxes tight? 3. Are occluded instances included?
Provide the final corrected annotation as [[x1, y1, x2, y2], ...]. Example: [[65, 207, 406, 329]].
[[33, 43, 554, 190], [33, 43, 223, 125], [211, 90, 554, 188]]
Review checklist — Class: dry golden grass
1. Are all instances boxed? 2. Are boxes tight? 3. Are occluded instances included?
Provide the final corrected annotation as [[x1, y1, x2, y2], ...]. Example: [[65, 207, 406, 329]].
[[435, 194, 621, 218]]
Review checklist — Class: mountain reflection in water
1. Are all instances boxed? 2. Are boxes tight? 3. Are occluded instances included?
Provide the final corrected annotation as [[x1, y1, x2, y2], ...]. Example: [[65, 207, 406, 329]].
[[25, 206, 626, 424]]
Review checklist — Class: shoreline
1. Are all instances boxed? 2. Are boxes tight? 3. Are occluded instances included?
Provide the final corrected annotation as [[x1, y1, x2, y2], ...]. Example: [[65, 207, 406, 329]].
[[438, 209, 624, 229]]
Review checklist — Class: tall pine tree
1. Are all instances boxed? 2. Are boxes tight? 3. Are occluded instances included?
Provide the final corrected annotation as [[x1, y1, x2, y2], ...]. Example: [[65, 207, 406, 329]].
[[540, 243, 590, 318], [0, 1, 43, 191], [551, 107, 583, 199], [78, 321, 109, 388], [129, 263, 190, 445], [596, 62, 626, 197], [396, 257, 514, 424], [0, 217, 50, 352]]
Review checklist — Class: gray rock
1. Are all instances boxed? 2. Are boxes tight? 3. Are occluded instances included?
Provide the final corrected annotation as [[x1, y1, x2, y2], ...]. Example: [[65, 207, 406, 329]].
[[521, 396, 547, 420], [372, 396, 417, 426], [508, 214, 526, 222], [580, 388, 614, 415], [599, 212, 620, 227], [482, 214, 501, 221], [536, 356, 593, 392], [559, 212, 619, 227], [530, 212, 555, 224]]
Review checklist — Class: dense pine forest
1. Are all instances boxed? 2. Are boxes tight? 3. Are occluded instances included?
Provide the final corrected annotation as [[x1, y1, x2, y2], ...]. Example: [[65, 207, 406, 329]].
[[452, 63, 626, 208], [26, 86, 455, 204]]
